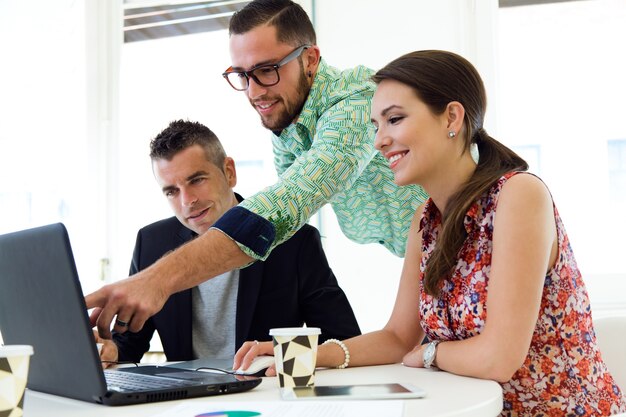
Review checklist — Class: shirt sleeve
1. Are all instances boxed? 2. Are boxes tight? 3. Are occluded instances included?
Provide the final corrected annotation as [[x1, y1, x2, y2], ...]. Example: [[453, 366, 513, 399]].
[[212, 91, 376, 261]]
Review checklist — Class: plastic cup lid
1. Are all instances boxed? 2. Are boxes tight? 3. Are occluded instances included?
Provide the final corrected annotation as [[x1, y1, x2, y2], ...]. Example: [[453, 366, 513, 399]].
[[0, 345, 34, 357], [269, 327, 321, 336]]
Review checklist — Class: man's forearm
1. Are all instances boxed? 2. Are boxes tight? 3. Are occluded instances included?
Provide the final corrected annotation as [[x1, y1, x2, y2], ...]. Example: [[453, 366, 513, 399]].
[[142, 228, 253, 296]]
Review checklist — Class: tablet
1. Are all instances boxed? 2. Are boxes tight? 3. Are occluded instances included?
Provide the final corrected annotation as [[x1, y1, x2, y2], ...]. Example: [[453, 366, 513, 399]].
[[281, 383, 426, 400]]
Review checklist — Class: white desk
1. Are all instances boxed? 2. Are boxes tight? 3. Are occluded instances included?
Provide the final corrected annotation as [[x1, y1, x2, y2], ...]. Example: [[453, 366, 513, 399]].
[[24, 364, 503, 416]]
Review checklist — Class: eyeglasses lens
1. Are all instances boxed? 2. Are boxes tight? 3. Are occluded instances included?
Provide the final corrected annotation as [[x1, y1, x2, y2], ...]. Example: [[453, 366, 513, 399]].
[[226, 66, 280, 90], [223, 45, 309, 91]]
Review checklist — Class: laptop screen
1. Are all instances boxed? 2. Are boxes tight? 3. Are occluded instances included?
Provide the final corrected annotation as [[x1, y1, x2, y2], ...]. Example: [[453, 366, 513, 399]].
[[0, 223, 108, 401], [0, 223, 260, 405]]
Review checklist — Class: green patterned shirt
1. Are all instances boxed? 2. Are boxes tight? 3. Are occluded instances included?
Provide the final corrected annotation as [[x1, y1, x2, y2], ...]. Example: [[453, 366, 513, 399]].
[[213, 58, 428, 260]]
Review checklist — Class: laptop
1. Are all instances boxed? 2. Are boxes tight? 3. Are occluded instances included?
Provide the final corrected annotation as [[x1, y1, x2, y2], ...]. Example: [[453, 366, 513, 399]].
[[0, 223, 261, 406]]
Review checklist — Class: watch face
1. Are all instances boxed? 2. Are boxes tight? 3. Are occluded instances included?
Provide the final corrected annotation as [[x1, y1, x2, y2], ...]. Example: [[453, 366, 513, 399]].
[[424, 343, 436, 367]]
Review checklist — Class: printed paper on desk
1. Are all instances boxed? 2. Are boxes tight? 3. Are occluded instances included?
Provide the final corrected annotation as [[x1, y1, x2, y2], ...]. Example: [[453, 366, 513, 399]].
[[150, 400, 404, 417]]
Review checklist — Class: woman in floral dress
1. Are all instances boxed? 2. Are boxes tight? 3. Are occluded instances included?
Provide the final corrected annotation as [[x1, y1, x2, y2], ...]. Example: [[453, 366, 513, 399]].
[[234, 50, 626, 416]]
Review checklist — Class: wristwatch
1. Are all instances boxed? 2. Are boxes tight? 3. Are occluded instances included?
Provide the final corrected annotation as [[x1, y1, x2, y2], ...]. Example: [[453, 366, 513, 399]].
[[423, 340, 440, 369]]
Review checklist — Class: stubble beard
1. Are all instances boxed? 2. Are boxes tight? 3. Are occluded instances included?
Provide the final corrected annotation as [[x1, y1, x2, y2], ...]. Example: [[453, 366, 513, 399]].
[[257, 70, 310, 132]]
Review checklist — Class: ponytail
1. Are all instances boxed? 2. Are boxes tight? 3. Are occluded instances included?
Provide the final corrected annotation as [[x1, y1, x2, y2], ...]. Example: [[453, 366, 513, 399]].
[[423, 131, 528, 297]]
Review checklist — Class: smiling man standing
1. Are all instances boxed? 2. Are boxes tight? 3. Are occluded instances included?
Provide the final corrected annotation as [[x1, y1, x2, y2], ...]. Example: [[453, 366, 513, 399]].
[[88, 0, 427, 339]]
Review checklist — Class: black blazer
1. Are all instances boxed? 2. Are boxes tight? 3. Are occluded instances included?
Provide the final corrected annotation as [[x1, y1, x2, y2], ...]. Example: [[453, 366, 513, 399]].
[[114, 214, 361, 362]]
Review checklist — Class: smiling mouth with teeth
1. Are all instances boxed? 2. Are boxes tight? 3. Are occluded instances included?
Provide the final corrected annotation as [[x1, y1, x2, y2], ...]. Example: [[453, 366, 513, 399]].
[[256, 101, 279, 113], [389, 153, 407, 164]]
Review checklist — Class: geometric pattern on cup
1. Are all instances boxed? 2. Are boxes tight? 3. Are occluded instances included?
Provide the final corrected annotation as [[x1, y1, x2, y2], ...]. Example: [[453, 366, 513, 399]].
[[278, 372, 314, 389], [273, 334, 318, 388], [0, 355, 30, 416]]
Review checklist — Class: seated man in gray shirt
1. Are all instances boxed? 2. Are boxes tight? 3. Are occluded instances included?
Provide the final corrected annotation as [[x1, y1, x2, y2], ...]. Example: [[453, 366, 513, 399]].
[[96, 120, 360, 365]]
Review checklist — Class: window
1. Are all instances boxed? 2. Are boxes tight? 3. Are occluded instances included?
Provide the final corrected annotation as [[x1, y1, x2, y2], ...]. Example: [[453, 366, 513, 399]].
[[497, 0, 626, 310], [123, 1, 250, 43]]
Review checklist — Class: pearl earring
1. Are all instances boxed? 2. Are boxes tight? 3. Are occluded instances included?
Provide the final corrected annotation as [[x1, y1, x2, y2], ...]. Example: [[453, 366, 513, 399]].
[[448, 131, 456, 138]]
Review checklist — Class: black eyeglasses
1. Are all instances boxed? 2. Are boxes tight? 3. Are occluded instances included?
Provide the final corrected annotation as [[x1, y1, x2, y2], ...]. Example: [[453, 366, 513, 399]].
[[222, 45, 311, 91]]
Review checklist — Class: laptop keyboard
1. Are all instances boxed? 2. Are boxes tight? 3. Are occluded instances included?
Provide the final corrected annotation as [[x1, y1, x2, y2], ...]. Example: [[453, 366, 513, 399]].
[[104, 370, 196, 392]]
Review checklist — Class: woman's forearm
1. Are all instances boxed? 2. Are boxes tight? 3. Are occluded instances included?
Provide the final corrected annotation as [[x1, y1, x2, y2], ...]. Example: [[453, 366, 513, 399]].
[[318, 329, 418, 369]]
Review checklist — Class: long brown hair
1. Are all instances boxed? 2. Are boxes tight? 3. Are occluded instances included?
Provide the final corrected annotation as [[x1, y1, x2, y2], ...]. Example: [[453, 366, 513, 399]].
[[373, 50, 528, 297]]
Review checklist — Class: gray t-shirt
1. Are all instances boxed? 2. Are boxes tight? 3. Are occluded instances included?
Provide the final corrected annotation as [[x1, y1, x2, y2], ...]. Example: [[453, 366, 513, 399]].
[[191, 269, 239, 359]]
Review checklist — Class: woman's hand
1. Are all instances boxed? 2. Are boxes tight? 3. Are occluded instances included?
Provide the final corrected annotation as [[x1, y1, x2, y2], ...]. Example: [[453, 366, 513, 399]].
[[402, 344, 426, 368], [233, 340, 276, 376]]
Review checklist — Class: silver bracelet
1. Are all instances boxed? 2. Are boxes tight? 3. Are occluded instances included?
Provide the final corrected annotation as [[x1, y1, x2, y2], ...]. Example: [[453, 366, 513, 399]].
[[322, 338, 350, 369]]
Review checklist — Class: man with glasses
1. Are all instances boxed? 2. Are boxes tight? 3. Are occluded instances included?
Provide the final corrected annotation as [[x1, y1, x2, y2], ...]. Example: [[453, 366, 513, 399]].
[[88, 0, 428, 339]]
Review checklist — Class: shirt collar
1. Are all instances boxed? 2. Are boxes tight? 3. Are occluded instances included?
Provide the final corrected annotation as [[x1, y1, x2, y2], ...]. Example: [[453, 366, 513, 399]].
[[419, 198, 440, 233], [296, 57, 335, 130], [418, 198, 481, 235]]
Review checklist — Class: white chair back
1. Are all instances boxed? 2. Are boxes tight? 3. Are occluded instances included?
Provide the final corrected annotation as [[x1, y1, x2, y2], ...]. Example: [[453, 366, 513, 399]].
[[594, 314, 626, 392]]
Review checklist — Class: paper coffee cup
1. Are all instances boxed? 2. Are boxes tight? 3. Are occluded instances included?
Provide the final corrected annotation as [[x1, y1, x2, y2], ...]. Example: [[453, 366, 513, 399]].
[[0, 345, 33, 417], [270, 327, 320, 388]]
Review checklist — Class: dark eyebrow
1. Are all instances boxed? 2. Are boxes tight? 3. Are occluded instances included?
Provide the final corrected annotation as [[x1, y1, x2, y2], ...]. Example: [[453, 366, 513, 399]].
[[381, 105, 402, 117], [186, 170, 209, 182], [160, 170, 209, 194], [161, 184, 177, 194], [371, 105, 402, 124]]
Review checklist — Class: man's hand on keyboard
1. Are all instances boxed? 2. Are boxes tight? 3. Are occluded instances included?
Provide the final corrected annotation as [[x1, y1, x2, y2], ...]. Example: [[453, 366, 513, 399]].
[[93, 330, 119, 368]]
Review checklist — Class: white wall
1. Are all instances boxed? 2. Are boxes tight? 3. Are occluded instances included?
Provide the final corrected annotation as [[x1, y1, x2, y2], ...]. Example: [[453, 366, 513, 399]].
[[314, 0, 498, 118]]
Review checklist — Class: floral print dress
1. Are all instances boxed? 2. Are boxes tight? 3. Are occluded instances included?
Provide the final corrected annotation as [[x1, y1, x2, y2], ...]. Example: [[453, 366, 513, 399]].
[[418, 172, 626, 417]]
